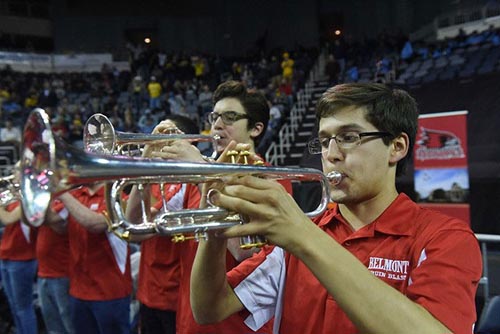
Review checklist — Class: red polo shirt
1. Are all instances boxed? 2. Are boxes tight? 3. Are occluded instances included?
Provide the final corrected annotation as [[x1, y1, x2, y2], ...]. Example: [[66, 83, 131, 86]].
[[36, 224, 70, 278], [227, 193, 482, 334], [0, 201, 37, 260], [65, 186, 132, 300], [136, 183, 182, 311]]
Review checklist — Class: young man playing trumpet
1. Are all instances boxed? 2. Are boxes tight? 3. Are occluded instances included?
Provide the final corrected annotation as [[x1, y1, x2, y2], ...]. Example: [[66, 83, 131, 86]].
[[190, 83, 482, 334], [127, 80, 292, 333], [130, 115, 200, 334]]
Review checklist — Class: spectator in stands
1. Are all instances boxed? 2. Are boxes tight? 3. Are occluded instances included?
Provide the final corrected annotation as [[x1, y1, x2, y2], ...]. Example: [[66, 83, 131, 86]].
[[39, 81, 58, 108], [108, 107, 125, 131], [24, 89, 39, 110], [325, 54, 341, 85], [190, 82, 482, 334], [130, 76, 145, 112], [281, 52, 295, 84], [331, 38, 347, 77], [192, 56, 206, 80], [400, 39, 414, 61], [185, 88, 200, 125], [122, 106, 138, 133], [374, 56, 395, 83], [68, 112, 84, 145], [257, 99, 282, 153], [278, 77, 293, 107], [198, 84, 213, 119], [147, 76, 162, 110], [254, 58, 271, 89], [0, 118, 21, 146], [346, 64, 359, 82], [138, 110, 157, 134], [167, 90, 185, 116], [0, 84, 10, 110]]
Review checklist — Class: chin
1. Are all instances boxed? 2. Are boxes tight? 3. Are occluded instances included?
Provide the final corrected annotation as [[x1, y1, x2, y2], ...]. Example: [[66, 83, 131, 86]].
[[329, 189, 347, 203]]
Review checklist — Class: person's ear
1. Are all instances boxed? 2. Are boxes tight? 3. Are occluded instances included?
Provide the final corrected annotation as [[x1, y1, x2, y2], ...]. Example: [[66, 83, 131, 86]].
[[389, 132, 409, 164], [250, 122, 264, 139]]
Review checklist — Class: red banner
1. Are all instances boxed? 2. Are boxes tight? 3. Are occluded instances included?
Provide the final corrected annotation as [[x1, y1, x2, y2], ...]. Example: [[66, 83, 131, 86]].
[[413, 111, 470, 224]]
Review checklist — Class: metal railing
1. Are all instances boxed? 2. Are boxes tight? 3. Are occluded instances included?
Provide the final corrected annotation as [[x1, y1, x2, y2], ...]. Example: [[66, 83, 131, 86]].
[[265, 50, 327, 166], [476, 233, 500, 307]]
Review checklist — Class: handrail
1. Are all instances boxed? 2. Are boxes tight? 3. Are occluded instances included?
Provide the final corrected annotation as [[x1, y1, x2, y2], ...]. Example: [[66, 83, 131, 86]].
[[475, 233, 500, 307], [265, 48, 326, 165]]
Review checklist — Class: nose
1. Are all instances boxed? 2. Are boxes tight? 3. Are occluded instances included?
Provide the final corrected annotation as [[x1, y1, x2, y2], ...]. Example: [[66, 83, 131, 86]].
[[212, 115, 225, 129], [323, 139, 343, 162]]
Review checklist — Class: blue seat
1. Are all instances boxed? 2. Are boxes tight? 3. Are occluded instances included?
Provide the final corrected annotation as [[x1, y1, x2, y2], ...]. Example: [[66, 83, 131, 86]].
[[476, 295, 500, 333]]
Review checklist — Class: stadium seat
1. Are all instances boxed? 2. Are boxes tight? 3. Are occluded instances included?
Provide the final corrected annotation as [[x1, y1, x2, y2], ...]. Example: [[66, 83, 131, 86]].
[[476, 295, 500, 333]]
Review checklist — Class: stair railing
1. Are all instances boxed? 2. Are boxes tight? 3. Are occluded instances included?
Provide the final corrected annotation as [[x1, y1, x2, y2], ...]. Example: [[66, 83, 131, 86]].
[[265, 49, 327, 165]]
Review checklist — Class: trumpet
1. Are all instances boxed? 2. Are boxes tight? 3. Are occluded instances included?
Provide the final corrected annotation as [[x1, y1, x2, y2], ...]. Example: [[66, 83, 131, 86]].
[[20, 108, 331, 244], [83, 113, 218, 158], [0, 174, 19, 207]]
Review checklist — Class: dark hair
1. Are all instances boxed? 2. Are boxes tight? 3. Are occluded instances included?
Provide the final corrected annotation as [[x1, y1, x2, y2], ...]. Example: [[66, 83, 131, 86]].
[[316, 83, 418, 176], [212, 80, 269, 145], [165, 114, 199, 135]]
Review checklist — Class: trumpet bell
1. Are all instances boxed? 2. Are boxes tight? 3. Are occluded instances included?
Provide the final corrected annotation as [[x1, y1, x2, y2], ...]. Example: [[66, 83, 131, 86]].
[[83, 113, 116, 154]]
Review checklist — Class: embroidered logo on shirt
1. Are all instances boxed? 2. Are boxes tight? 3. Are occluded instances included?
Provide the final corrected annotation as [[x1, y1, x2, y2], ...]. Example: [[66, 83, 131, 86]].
[[368, 256, 409, 281]]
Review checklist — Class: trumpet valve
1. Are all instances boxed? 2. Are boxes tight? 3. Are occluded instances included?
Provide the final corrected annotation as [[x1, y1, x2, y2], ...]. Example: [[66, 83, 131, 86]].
[[171, 232, 208, 243], [238, 150, 250, 165], [171, 234, 189, 243], [240, 235, 267, 249], [227, 150, 239, 163], [194, 232, 208, 242]]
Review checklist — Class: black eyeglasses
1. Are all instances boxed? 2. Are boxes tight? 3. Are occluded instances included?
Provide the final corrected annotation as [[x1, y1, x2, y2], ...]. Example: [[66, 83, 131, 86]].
[[208, 111, 249, 125], [308, 131, 393, 154]]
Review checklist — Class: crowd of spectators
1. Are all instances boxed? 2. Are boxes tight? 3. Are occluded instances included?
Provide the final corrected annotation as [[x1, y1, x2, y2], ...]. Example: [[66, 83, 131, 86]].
[[0, 45, 318, 155], [324, 24, 500, 86]]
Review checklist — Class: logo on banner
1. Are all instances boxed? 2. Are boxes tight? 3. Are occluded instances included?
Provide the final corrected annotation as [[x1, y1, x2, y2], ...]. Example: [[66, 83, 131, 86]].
[[415, 127, 465, 161]]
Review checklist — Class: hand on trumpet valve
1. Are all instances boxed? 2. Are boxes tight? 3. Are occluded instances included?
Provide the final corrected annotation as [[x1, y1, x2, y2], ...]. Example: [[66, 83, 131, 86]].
[[209, 141, 267, 249], [142, 121, 183, 158], [203, 174, 312, 251]]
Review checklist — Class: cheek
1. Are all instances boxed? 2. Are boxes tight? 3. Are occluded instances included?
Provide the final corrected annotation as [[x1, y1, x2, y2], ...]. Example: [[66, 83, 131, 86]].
[[229, 125, 248, 142]]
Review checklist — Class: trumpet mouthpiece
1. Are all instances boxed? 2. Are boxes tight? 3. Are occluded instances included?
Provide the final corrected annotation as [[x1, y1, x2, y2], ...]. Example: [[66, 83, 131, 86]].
[[326, 171, 342, 185]]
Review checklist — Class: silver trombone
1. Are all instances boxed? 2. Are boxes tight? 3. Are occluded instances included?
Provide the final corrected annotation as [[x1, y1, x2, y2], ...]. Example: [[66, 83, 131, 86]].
[[20, 108, 331, 244], [83, 113, 218, 158]]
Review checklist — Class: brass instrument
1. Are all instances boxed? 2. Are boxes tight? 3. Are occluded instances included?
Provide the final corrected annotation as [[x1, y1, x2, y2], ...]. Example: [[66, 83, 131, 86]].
[[0, 174, 19, 207], [83, 113, 218, 158], [21, 108, 331, 244], [326, 171, 342, 185]]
